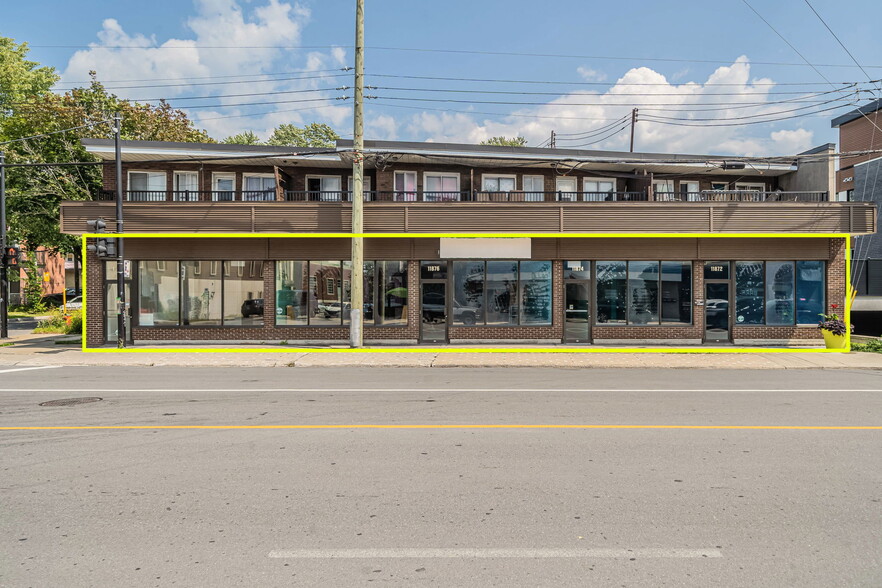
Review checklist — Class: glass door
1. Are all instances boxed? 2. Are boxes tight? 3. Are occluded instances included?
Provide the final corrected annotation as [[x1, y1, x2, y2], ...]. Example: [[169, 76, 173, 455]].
[[420, 282, 447, 343], [564, 281, 591, 343], [704, 282, 730, 342]]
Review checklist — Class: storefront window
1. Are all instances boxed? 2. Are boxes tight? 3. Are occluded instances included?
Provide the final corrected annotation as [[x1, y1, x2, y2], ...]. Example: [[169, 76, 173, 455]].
[[138, 261, 179, 326], [628, 261, 659, 325], [378, 261, 408, 326], [181, 261, 221, 326], [735, 262, 764, 325], [520, 261, 552, 325], [596, 261, 626, 323], [453, 261, 484, 325], [660, 261, 691, 324], [796, 261, 825, 324], [276, 261, 308, 326], [310, 261, 342, 326], [223, 261, 264, 326], [363, 261, 375, 322], [341, 261, 353, 325], [486, 261, 518, 325], [766, 261, 795, 325]]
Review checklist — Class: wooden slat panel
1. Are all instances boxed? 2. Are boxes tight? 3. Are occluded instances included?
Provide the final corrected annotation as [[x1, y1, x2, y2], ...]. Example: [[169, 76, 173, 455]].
[[698, 238, 830, 260], [268, 238, 350, 259], [559, 238, 699, 259], [124, 238, 268, 260], [59, 202, 876, 235]]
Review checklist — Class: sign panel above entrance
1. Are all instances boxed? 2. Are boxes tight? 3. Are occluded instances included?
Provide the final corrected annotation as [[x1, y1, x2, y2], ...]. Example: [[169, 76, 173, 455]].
[[439, 238, 532, 259]]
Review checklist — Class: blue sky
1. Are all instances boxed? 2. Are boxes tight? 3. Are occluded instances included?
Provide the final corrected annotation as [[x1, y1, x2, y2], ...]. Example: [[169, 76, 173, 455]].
[[5, 0, 882, 154]]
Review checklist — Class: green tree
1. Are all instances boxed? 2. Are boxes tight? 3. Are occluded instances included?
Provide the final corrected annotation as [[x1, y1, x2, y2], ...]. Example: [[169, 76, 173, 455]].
[[222, 131, 262, 145], [1, 37, 213, 280], [480, 136, 528, 147], [266, 122, 340, 148]]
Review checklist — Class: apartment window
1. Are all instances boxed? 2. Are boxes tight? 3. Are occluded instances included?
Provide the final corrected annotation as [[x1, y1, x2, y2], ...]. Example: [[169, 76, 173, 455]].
[[711, 182, 728, 191], [424, 173, 460, 202], [173, 172, 199, 201], [653, 180, 675, 201], [555, 177, 578, 202], [680, 181, 700, 201], [128, 171, 166, 201], [212, 173, 236, 201], [275, 260, 407, 327], [482, 175, 516, 192], [523, 175, 544, 201], [306, 176, 342, 201], [583, 178, 616, 202], [597, 261, 692, 325], [347, 176, 373, 200], [243, 174, 276, 202], [735, 182, 765, 192], [393, 171, 417, 202]]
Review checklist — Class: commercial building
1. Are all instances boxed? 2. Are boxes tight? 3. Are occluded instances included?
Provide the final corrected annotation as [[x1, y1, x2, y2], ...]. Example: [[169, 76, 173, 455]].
[[59, 138, 874, 347], [831, 100, 882, 334]]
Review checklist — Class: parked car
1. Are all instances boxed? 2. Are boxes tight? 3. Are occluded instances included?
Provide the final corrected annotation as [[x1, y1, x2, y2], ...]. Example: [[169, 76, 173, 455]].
[[241, 298, 264, 317], [64, 296, 83, 310]]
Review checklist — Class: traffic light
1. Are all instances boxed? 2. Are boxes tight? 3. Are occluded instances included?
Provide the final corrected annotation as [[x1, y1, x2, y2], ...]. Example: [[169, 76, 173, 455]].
[[86, 218, 116, 258], [3, 245, 22, 267]]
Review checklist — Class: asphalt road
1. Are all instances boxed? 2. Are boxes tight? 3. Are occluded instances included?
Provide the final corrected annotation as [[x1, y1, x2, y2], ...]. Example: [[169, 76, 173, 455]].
[[1, 367, 881, 587]]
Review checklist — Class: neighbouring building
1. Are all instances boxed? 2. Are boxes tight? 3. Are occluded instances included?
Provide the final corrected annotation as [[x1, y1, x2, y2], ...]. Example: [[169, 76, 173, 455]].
[[58, 138, 875, 347], [831, 99, 882, 334]]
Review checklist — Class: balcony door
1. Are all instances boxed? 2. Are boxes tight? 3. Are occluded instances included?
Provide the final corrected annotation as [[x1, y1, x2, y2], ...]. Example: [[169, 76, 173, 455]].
[[555, 177, 578, 202]]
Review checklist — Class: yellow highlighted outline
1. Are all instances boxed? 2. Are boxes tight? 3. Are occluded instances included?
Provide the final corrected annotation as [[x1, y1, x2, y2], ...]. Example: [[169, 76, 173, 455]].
[[2, 424, 879, 431], [80, 233, 853, 354]]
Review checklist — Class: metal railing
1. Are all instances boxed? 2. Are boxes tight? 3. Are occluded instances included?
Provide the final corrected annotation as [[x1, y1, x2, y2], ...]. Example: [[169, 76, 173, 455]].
[[654, 190, 828, 202], [98, 188, 830, 204]]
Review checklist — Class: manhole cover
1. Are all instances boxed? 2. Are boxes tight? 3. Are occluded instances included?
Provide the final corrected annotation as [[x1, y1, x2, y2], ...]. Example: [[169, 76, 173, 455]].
[[39, 397, 103, 407]]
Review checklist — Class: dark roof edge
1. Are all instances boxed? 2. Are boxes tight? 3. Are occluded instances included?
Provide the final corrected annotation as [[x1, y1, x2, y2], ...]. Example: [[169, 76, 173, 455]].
[[798, 143, 836, 156], [80, 138, 328, 154], [831, 99, 882, 128]]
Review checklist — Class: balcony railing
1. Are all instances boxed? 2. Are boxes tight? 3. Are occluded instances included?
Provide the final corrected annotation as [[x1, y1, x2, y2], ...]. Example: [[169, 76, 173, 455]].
[[654, 190, 828, 202], [98, 189, 829, 203]]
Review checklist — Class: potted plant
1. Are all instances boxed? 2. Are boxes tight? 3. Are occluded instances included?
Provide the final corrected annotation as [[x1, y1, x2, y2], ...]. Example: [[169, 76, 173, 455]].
[[818, 305, 851, 349]]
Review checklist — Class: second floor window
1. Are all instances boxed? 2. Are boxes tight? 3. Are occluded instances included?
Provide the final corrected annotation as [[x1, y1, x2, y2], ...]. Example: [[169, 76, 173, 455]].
[[173, 172, 199, 201], [213, 173, 236, 201], [523, 175, 544, 202], [128, 171, 166, 201], [243, 175, 276, 202], [307, 176, 342, 201], [424, 173, 460, 201], [482, 175, 516, 192], [393, 171, 417, 201], [583, 179, 616, 202]]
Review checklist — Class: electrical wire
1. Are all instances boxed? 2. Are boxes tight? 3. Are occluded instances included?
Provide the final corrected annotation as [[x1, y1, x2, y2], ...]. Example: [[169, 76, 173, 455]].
[[368, 84, 870, 98], [560, 124, 631, 148], [0, 120, 113, 146], [52, 72, 350, 92], [55, 68, 351, 86]]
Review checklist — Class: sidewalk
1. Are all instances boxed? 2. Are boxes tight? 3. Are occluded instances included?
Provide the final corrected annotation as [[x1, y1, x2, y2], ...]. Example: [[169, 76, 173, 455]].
[[3, 334, 882, 369]]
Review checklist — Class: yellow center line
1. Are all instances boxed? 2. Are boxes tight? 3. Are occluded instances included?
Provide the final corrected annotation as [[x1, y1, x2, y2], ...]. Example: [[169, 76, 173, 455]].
[[1, 424, 880, 431]]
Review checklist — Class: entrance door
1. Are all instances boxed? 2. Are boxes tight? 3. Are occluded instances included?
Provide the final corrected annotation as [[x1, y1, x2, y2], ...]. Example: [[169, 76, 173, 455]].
[[420, 282, 447, 343], [564, 281, 591, 343], [105, 281, 132, 343], [704, 282, 731, 342]]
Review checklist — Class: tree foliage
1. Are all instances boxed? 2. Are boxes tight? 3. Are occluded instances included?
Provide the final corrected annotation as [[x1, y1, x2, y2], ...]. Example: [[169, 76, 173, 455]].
[[266, 122, 340, 148], [0, 36, 212, 262], [222, 131, 262, 145], [480, 136, 528, 147]]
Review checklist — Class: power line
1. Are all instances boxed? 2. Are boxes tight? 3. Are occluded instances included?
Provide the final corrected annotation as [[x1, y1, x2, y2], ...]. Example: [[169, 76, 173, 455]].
[[28, 43, 882, 69], [52, 72, 350, 92], [56, 67, 352, 86], [0, 120, 112, 146], [639, 102, 848, 127], [803, 0, 874, 85], [367, 84, 872, 97]]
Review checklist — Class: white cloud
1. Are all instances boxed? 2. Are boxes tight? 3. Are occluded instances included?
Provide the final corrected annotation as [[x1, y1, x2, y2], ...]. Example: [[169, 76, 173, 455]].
[[366, 114, 399, 140], [60, 0, 350, 141], [404, 56, 822, 156], [576, 67, 606, 82]]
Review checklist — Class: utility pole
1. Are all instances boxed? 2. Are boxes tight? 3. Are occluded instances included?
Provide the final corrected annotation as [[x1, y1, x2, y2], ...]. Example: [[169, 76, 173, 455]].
[[629, 108, 638, 153], [349, 0, 364, 348], [113, 113, 127, 348], [0, 152, 7, 339], [549, 130, 556, 148]]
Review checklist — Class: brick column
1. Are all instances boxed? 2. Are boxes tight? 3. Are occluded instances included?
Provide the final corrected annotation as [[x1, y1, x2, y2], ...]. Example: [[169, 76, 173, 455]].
[[828, 237, 847, 314], [85, 241, 105, 348]]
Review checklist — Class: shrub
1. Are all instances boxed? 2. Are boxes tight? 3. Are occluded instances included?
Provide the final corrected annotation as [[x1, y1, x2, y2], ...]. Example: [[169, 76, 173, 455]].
[[34, 309, 82, 335]]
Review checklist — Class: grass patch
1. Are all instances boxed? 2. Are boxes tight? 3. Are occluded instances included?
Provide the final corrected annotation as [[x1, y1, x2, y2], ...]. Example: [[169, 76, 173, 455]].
[[0, 342, 14, 347], [54, 338, 83, 345]]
